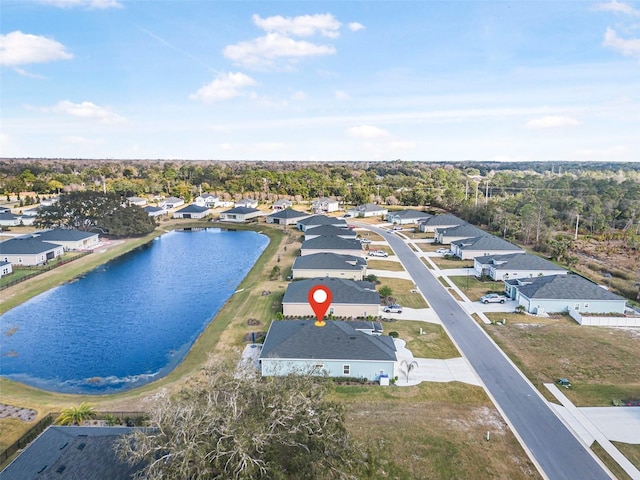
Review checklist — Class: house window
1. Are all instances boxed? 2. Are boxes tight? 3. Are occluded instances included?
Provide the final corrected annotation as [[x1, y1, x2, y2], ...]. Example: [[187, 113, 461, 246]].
[[584, 303, 589, 309], [314, 363, 324, 371], [574, 303, 580, 310], [343, 364, 350, 375]]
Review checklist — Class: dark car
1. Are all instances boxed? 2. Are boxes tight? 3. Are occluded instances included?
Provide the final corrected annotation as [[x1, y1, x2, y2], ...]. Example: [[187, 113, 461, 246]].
[[557, 378, 571, 389]]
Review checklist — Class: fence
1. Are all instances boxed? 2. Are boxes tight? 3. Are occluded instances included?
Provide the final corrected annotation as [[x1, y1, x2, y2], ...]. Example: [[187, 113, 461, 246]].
[[0, 250, 92, 291]]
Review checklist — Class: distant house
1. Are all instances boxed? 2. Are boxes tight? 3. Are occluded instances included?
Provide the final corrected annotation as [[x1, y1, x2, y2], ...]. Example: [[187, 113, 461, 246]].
[[0, 426, 144, 480], [159, 197, 184, 209], [282, 277, 379, 318], [450, 235, 523, 260], [0, 237, 64, 266], [292, 253, 367, 281], [296, 215, 347, 232], [386, 210, 433, 225], [505, 274, 627, 315], [235, 198, 259, 209], [144, 205, 167, 217], [418, 213, 466, 233], [300, 236, 364, 257], [259, 320, 396, 381], [474, 253, 567, 281], [21, 206, 40, 218], [195, 193, 220, 208], [266, 209, 311, 226], [303, 225, 357, 241], [0, 207, 10, 214], [272, 199, 293, 211], [40, 196, 60, 207], [173, 204, 211, 219], [435, 224, 486, 244], [219, 206, 262, 223], [311, 197, 340, 214], [0, 213, 22, 227], [33, 229, 100, 251], [0, 260, 12, 278], [347, 203, 388, 218], [127, 196, 147, 207]]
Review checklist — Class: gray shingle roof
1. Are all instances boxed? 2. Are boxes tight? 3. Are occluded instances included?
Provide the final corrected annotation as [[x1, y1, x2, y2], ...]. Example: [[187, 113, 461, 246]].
[[389, 210, 432, 220], [516, 274, 625, 301], [176, 204, 210, 213], [293, 253, 366, 271], [0, 237, 60, 255], [34, 229, 98, 242], [297, 215, 346, 227], [453, 235, 523, 252], [260, 320, 396, 361], [300, 236, 362, 252], [419, 213, 466, 227], [354, 203, 388, 213], [144, 206, 164, 213], [438, 224, 486, 238], [0, 213, 20, 221], [267, 208, 309, 219], [222, 206, 261, 214], [475, 253, 566, 271], [0, 426, 144, 480], [304, 225, 356, 238], [283, 277, 379, 305]]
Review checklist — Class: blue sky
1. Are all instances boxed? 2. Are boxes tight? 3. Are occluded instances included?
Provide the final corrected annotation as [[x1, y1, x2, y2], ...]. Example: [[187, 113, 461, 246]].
[[1, 0, 639, 162]]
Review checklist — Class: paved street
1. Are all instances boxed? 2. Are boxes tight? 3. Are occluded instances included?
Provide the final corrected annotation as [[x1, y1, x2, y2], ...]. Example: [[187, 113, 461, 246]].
[[368, 225, 612, 480]]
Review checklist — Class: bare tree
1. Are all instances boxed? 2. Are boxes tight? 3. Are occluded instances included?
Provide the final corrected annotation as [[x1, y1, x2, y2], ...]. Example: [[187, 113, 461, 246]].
[[116, 362, 368, 480]]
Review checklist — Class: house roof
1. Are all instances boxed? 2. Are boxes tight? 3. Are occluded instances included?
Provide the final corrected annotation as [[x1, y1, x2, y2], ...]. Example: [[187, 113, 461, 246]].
[[236, 197, 257, 204], [292, 252, 366, 271], [163, 196, 183, 203], [144, 206, 165, 213], [389, 210, 432, 220], [0, 213, 20, 221], [353, 203, 388, 213], [0, 426, 144, 480], [260, 320, 396, 362], [199, 193, 218, 199], [34, 228, 98, 242], [176, 204, 210, 213], [515, 274, 625, 301], [221, 206, 261, 214], [273, 199, 292, 206], [437, 223, 486, 238], [0, 237, 61, 255], [300, 236, 363, 252], [283, 277, 379, 305], [475, 253, 566, 271], [312, 197, 338, 204], [452, 235, 523, 252], [303, 225, 356, 238], [419, 213, 467, 227], [297, 215, 346, 227], [267, 208, 309, 220]]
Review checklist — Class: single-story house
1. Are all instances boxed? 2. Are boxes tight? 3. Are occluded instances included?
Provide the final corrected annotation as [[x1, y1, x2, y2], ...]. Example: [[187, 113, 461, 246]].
[[259, 319, 396, 381], [266, 209, 312, 226], [417, 213, 467, 233], [303, 225, 357, 241], [33, 229, 100, 251], [0, 237, 64, 266], [144, 205, 167, 217], [300, 236, 364, 257], [235, 198, 259, 208], [0, 260, 12, 278], [219, 206, 262, 223], [0, 207, 10, 214], [311, 197, 340, 214], [296, 215, 347, 232], [127, 196, 147, 207], [435, 224, 486, 244], [173, 204, 211, 219], [292, 252, 367, 281], [282, 277, 380, 318], [0, 426, 144, 480], [450, 235, 524, 260], [158, 197, 184, 209], [21, 206, 40, 217], [347, 203, 388, 218], [386, 210, 433, 225], [505, 274, 627, 315], [0, 213, 22, 227], [474, 253, 567, 281], [272, 199, 293, 211]]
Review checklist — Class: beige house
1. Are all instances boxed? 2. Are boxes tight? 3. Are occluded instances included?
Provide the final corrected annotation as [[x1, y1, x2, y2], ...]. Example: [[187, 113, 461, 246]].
[[0, 237, 64, 266], [33, 229, 100, 251], [291, 253, 367, 281]]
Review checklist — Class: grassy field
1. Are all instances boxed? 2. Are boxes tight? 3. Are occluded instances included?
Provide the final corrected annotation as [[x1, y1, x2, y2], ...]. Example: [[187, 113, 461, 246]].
[[448, 275, 505, 301], [378, 278, 428, 309], [386, 320, 460, 359], [366, 259, 405, 271]]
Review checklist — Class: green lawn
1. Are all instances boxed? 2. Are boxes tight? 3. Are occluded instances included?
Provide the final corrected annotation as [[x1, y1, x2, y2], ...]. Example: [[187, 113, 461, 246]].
[[378, 278, 428, 309], [366, 259, 405, 271], [387, 321, 460, 359]]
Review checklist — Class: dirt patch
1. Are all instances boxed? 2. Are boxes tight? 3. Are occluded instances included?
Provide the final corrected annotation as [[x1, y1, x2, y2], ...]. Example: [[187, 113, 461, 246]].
[[0, 404, 37, 422]]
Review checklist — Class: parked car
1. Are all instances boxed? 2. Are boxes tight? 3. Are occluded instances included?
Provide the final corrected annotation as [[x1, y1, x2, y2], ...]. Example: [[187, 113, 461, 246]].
[[368, 250, 388, 257], [383, 304, 403, 313], [557, 378, 571, 389], [392, 226, 403, 231], [480, 293, 506, 304], [435, 247, 448, 254], [360, 238, 371, 244]]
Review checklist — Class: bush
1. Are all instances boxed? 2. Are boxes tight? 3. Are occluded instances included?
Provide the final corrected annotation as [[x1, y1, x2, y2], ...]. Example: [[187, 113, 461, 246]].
[[388, 331, 399, 338]]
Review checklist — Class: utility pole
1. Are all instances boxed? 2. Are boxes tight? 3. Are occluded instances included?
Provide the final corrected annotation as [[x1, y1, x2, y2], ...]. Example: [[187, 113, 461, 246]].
[[485, 181, 490, 205], [475, 182, 479, 207], [465, 179, 469, 201], [574, 214, 580, 240]]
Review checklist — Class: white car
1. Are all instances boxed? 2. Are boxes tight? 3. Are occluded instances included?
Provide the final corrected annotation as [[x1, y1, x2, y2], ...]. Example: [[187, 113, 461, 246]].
[[480, 293, 506, 304], [359, 238, 371, 244], [368, 250, 388, 257], [435, 248, 448, 254], [383, 304, 403, 313]]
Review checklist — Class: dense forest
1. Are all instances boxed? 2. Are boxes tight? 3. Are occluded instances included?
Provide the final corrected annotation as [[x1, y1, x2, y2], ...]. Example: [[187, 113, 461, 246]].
[[1, 158, 639, 299]]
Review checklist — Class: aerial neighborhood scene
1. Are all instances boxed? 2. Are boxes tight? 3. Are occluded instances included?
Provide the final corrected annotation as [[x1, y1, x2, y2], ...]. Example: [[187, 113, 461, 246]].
[[1, 1, 639, 479]]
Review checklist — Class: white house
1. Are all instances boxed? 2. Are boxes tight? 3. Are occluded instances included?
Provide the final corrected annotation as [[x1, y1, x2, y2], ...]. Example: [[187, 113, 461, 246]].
[[474, 253, 567, 281], [347, 203, 388, 218], [386, 210, 432, 225], [450, 235, 524, 260], [311, 197, 340, 214], [235, 198, 259, 208], [0, 237, 64, 266], [266, 209, 312, 226], [33, 229, 100, 251], [144, 206, 167, 217], [173, 204, 211, 219], [219, 207, 262, 222], [195, 194, 227, 208], [0, 260, 12, 278], [127, 196, 147, 207], [418, 213, 466, 233], [272, 199, 293, 211], [159, 197, 184, 209]]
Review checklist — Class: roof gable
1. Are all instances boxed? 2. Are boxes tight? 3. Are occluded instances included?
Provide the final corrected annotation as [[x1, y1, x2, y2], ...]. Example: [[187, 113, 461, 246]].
[[453, 235, 523, 251], [34, 229, 98, 242], [292, 252, 366, 270], [283, 277, 379, 305], [300, 236, 362, 251], [516, 274, 625, 301], [0, 237, 61, 255]]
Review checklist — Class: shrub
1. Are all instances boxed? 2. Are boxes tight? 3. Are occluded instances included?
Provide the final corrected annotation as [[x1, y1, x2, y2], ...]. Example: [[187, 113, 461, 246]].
[[388, 331, 399, 338]]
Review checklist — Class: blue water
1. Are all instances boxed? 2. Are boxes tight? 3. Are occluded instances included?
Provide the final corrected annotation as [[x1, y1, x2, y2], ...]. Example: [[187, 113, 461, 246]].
[[0, 228, 268, 394]]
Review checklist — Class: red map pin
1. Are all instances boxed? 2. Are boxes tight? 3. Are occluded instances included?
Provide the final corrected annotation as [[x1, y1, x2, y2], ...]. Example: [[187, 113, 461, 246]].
[[308, 285, 332, 327]]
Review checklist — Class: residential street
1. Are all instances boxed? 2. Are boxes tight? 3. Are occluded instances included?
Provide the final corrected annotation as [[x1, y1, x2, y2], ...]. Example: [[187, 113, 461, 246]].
[[367, 225, 612, 480]]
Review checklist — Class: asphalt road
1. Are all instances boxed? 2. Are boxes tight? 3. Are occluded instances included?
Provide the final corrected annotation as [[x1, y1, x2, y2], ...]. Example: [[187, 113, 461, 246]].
[[372, 227, 611, 480]]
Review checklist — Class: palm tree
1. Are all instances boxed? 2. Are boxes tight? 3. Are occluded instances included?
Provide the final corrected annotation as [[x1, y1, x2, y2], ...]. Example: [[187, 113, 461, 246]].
[[400, 360, 418, 382], [55, 402, 96, 426]]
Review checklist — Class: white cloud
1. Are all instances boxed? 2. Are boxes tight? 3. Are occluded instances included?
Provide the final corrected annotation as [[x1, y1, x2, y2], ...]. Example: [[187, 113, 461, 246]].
[[525, 115, 581, 128], [603, 28, 640, 59], [51, 100, 124, 123], [190, 72, 257, 102], [252, 13, 341, 38], [348, 22, 365, 32], [291, 91, 307, 101], [223, 33, 335, 69], [335, 90, 350, 100], [40, 0, 122, 9], [61, 135, 104, 145], [347, 125, 390, 139], [594, 0, 640, 16], [0, 31, 73, 67]]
